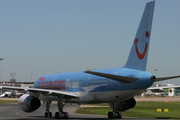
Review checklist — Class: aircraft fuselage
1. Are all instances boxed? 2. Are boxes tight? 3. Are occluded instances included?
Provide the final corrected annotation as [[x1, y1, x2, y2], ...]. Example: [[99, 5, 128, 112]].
[[33, 68, 154, 103]]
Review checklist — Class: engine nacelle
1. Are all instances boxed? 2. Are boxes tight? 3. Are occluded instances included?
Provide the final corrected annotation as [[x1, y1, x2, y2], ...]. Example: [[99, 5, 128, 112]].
[[18, 94, 41, 112], [109, 98, 136, 111]]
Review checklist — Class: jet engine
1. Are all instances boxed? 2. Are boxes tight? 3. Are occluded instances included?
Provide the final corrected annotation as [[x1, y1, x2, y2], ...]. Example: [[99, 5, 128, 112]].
[[109, 98, 136, 111], [18, 94, 41, 112]]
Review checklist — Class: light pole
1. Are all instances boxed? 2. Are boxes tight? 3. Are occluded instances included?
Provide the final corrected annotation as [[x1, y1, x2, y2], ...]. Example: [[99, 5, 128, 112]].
[[31, 73, 33, 81], [0, 58, 4, 95], [155, 69, 158, 77]]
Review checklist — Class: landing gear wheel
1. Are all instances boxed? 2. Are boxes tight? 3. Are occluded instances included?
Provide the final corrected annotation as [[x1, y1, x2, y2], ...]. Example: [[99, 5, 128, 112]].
[[108, 112, 112, 118], [55, 112, 62, 119], [49, 112, 52, 117], [108, 112, 116, 118], [63, 112, 69, 119], [45, 112, 52, 117], [116, 111, 122, 118], [112, 112, 116, 118], [108, 111, 122, 118], [45, 112, 48, 117]]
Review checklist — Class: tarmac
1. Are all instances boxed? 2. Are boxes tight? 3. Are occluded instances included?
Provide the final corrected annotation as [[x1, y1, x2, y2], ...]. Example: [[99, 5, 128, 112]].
[[0, 97, 179, 120]]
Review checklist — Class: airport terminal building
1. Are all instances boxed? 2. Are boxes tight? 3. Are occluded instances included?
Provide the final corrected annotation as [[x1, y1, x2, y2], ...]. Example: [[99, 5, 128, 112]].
[[142, 84, 180, 97]]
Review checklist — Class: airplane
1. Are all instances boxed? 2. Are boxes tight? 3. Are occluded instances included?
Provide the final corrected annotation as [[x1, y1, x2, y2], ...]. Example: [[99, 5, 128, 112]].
[[0, 91, 11, 98], [1, 1, 180, 119], [0, 90, 17, 98], [148, 84, 180, 96]]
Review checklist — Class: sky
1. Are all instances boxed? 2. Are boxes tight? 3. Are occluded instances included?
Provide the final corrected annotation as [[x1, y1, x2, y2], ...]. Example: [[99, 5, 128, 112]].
[[0, 0, 180, 84]]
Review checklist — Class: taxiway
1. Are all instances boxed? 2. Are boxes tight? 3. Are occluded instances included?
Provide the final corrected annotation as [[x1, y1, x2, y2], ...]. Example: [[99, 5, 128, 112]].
[[0, 101, 175, 120]]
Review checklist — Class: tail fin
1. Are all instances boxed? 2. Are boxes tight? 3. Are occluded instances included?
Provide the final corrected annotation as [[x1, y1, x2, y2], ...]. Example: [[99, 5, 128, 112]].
[[124, 1, 155, 71]]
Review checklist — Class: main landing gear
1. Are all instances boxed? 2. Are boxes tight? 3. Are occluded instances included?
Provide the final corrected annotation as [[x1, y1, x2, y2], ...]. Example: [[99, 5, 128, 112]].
[[108, 111, 122, 119], [108, 103, 122, 119], [44, 99, 69, 119], [55, 99, 69, 119], [45, 101, 52, 117]]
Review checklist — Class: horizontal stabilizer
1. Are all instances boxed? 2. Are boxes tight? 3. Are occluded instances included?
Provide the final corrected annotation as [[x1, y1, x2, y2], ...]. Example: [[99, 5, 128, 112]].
[[154, 75, 180, 82], [84, 70, 138, 85]]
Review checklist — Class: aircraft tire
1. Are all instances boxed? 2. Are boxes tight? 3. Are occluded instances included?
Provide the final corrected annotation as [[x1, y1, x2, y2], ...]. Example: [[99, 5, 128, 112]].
[[108, 112, 113, 118], [49, 112, 52, 117], [63, 112, 69, 119], [108, 111, 121, 118], [55, 112, 62, 119], [116, 111, 122, 118], [108, 112, 111, 118], [112, 112, 116, 118], [45, 112, 48, 117]]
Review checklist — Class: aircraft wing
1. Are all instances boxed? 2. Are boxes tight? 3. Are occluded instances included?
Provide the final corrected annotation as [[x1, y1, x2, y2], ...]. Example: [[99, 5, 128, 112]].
[[27, 88, 78, 98], [0, 86, 27, 93], [0, 86, 79, 98], [84, 70, 138, 85]]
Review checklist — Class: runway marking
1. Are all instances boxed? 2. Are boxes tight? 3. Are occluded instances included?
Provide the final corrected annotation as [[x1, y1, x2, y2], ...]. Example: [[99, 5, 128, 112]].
[[15, 111, 23, 115]]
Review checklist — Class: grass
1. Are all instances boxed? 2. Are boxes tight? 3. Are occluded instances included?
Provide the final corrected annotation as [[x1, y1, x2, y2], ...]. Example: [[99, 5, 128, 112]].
[[0, 100, 18, 104], [75, 101, 180, 119]]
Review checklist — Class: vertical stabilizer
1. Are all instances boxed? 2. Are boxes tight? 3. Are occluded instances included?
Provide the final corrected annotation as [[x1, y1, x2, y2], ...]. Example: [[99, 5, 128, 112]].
[[124, 1, 155, 71]]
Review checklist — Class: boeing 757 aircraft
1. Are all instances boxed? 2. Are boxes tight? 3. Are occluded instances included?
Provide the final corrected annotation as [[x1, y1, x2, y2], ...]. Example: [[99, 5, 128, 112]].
[[1, 1, 180, 119]]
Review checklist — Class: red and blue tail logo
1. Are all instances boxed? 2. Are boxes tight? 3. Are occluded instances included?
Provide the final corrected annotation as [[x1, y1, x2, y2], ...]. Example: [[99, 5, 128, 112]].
[[124, 1, 155, 71], [134, 31, 149, 60]]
